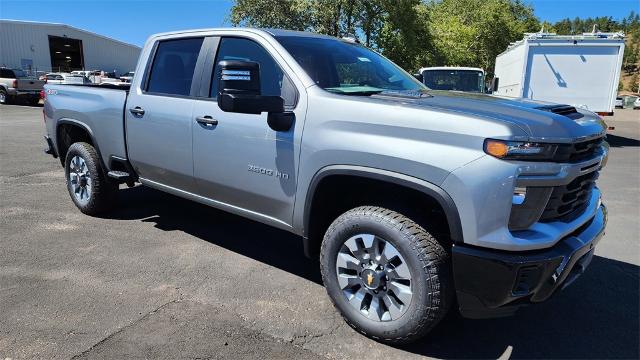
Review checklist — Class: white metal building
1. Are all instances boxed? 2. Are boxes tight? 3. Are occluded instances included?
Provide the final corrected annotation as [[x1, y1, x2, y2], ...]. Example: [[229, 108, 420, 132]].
[[0, 19, 141, 75]]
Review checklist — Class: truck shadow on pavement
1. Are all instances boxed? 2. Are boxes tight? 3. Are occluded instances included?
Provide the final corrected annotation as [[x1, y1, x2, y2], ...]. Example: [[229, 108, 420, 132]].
[[106, 185, 639, 359], [606, 134, 640, 148]]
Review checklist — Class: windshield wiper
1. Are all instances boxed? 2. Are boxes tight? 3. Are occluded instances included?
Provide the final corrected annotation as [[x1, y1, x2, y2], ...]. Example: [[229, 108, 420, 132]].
[[325, 86, 384, 96]]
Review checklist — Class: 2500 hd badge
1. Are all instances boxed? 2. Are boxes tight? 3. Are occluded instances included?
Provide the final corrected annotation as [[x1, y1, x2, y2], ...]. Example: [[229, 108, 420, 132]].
[[248, 164, 289, 180]]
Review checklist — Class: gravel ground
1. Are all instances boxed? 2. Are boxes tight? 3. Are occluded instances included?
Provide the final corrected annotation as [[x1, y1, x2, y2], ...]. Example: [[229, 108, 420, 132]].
[[1, 104, 638, 359]]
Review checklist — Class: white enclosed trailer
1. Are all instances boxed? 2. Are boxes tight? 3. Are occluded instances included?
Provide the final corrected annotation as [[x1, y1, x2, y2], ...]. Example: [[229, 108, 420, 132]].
[[493, 31, 625, 115]]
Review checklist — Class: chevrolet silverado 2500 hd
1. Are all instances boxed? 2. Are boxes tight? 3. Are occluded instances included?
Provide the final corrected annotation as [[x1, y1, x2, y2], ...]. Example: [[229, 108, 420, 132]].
[[43, 28, 608, 344]]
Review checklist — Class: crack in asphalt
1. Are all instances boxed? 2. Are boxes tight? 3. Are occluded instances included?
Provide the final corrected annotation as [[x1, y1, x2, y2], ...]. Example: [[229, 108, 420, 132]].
[[70, 297, 182, 359]]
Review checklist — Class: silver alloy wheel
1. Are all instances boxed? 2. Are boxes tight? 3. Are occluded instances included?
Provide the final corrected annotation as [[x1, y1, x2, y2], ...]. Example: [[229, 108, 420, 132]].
[[69, 155, 92, 205], [336, 234, 413, 322], [0, 91, 5, 103]]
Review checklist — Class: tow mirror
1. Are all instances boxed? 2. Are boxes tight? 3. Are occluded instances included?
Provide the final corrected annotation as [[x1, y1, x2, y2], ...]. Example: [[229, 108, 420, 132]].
[[217, 60, 285, 115]]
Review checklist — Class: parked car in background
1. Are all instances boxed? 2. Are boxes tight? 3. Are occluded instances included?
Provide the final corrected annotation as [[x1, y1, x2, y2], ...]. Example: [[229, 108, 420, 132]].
[[0, 67, 45, 105], [417, 67, 486, 93], [43, 28, 609, 344], [615, 97, 624, 108], [634, 97, 640, 109], [71, 70, 92, 78], [44, 73, 91, 85], [119, 71, 135, 83]]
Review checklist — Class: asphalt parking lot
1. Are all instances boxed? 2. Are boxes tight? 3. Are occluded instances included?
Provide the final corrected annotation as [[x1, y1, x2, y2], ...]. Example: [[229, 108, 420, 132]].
[[1, 104, 639, 359]]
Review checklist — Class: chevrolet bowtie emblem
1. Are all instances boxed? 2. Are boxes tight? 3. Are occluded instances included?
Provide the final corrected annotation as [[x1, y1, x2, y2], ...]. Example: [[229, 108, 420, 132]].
[[367, 273, 374, 286]]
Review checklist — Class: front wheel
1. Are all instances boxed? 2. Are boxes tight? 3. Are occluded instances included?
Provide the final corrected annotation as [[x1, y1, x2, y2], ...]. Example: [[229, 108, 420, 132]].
[[64, 142, 118, 215], [320, 206, 453, 344]]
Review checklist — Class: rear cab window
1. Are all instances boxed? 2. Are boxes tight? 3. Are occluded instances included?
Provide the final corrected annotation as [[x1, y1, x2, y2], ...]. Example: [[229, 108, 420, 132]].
[[145, 37, 205, 96]]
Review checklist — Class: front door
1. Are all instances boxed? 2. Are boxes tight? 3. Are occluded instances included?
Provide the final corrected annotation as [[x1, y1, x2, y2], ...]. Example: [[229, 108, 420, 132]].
[[191, 36, 305, 226], [126, 37, 205, 192]]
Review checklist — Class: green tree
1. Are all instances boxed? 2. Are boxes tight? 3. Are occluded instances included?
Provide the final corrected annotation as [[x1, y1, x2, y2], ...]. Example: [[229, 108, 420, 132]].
[[228, 0, 312, 30], [426, 0, 539, 75], [623, 43, 638, 74], [631, 73, 640, 93], [229, 0, 434, 71]]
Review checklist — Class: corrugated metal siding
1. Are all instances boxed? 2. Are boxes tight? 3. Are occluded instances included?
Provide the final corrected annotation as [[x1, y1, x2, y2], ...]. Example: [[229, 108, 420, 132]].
[[0, 20, 140, 74]]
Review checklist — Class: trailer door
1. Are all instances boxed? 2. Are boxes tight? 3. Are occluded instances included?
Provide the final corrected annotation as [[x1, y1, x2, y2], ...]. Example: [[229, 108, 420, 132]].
[[523, 45, 620, 113]]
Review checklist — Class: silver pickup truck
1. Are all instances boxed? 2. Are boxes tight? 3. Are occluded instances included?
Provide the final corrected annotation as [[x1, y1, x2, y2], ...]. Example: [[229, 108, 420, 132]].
[[43, 28, 608, 343]]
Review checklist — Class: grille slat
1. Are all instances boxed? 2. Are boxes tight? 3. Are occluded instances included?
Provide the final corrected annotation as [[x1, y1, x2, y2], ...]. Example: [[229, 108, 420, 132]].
[[540, 171, 598, 223], [551, 137, 604, 163]]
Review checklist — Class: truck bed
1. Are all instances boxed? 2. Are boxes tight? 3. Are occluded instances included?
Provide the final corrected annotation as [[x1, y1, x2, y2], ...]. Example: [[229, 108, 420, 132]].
[[44, 83, 129, 167]]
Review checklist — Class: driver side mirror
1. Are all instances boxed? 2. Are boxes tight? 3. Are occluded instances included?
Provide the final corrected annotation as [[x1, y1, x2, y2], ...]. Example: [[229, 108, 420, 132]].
[[217, 60, 285, 115]]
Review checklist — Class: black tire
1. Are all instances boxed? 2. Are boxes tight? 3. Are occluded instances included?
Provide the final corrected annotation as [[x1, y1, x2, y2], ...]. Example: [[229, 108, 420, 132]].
[[320, 206, 453, 344], [0, 89, 9, 105], [64, 142, 118, 215]]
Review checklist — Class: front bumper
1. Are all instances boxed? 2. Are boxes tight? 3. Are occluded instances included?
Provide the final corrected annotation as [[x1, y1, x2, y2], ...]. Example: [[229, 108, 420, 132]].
[[453, 203, 607, 319]]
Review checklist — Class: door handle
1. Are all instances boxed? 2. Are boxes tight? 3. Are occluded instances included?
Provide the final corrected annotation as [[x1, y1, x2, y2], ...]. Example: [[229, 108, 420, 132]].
[[129, 107, 145, 116], [196, 115, 218, 126]]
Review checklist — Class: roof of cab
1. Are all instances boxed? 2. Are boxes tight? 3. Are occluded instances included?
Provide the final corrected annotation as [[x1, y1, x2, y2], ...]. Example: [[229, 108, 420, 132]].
[[148, 27, 338, 41]]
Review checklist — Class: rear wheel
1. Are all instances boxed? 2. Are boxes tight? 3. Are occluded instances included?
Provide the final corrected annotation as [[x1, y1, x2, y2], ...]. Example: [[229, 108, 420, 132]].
[[0, 89, 9, 105], [64, 142, 118, 215], [320, 206, 453, 344]]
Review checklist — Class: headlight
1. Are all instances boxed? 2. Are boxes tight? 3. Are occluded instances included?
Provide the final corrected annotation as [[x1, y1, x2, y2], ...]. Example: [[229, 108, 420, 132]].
[[483, 139, 557, 160]]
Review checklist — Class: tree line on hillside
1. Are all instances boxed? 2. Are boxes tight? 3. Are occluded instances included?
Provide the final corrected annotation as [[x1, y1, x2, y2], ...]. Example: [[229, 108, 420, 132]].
[[229, 0, 640, 88]]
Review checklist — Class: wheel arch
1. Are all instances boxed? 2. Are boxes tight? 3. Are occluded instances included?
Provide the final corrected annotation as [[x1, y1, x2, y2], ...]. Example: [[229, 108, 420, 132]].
[[301, 165, 463, 258], [55, 119, 106, 170]]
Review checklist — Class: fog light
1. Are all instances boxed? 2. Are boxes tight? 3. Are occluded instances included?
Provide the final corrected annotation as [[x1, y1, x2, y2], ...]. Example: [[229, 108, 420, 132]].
[[513, 186, 527, 205]]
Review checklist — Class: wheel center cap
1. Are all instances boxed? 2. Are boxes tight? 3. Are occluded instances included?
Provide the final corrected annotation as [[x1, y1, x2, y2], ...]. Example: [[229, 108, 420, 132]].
[[361, 269, 384, 290], [79, 176, 87, 187]]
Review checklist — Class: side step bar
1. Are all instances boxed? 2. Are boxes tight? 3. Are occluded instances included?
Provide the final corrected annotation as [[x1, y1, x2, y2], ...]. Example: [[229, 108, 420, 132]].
[[107, 170, 132, 180]]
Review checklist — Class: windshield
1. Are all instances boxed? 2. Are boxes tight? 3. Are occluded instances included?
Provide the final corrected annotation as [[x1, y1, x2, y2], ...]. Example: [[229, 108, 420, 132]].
[[275, 35, 426, 95], [422, 69, 484, 93]]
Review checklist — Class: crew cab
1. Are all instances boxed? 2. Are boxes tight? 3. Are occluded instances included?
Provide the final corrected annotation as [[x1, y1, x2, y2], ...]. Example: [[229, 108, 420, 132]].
[[42, 28, 608, 343], [0, 68, 45, 105]]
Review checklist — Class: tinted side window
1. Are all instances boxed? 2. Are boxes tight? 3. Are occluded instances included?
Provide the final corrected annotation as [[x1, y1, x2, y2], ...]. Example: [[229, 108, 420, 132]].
[[1, 69, 16, 78], [146, 38, 204, 96], [210, 37, 296, 107]]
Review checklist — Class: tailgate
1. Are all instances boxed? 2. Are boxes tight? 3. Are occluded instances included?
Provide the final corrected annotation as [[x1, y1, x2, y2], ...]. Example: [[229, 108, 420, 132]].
[[16, 79, 45, 91]]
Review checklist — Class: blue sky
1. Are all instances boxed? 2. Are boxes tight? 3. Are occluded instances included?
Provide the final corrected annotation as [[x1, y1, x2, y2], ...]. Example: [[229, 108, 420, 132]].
[[0, 0, 637, 46]]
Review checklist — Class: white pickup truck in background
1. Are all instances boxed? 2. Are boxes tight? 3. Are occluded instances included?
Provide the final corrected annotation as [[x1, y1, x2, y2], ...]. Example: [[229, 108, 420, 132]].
[[0, 68, 45, 105], [417, 66, 486, 93]]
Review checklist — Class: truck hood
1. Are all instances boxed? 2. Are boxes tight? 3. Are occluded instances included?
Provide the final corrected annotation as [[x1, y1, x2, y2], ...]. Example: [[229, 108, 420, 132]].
[[369, 90, 606, 143]]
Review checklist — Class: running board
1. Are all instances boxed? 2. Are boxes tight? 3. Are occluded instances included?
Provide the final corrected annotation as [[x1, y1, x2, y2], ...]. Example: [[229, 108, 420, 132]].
[[108, 170, 135, 186]]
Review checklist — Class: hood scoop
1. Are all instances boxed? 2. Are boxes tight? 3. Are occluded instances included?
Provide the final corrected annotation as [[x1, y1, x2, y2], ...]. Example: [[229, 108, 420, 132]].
[[536, 105, 584, 120]]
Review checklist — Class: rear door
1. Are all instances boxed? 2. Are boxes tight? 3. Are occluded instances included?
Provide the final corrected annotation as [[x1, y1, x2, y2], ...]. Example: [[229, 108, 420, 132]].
[[523, 45, 621, 112], [125, 37, 206, 193], [190, 35, 305, 226]]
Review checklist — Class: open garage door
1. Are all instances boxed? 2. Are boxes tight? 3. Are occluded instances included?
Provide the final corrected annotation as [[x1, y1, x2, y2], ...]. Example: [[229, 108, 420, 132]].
[[48, 35, 84, 72]]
